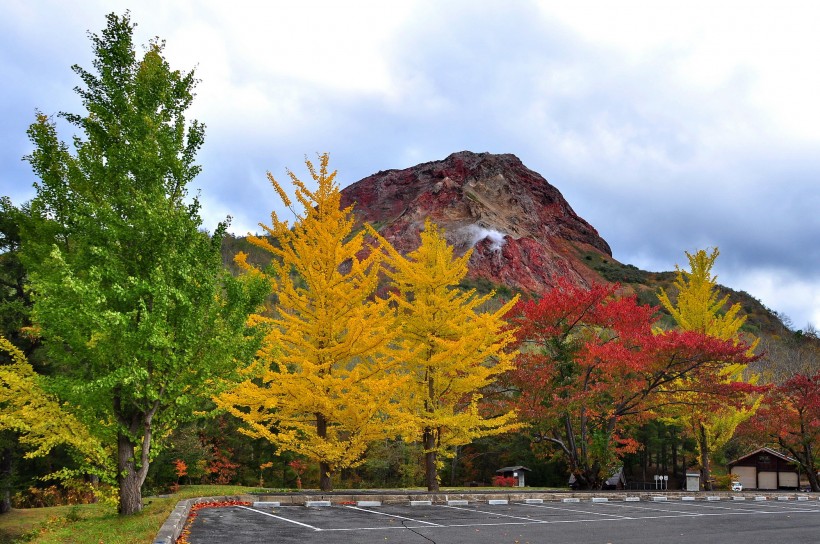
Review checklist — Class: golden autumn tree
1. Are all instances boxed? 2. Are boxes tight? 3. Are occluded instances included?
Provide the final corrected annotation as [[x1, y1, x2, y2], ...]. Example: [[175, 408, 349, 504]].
[[658, 248, 760, 489], [0, 336, 108, 476], [379, 220, 520, 491], [215, 154, 404, 491]]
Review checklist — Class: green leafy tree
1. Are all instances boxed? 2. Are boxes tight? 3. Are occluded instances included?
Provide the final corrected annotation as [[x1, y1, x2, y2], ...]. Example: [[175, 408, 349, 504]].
[[0, 198, 36, 357], [20, 13, 265, 514]]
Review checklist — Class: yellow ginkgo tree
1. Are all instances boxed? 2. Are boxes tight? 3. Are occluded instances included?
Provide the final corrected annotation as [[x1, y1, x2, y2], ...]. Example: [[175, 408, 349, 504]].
[[658, 248, 760, 490], [215, 154, 404, 491], [0, 336, 108, 476], [379, 220, 520, 491]]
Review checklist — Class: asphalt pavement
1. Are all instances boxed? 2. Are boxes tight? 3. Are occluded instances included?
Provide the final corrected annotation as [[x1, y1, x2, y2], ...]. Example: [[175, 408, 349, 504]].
[[183, 496, 820, 543]]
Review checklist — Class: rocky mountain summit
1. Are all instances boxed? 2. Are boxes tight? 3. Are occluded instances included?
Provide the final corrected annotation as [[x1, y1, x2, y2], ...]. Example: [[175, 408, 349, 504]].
[[340, 151, 613, 294]]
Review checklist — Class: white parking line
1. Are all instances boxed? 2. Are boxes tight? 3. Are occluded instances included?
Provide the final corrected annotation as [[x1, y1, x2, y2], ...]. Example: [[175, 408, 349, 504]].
[[343, 505, 443, 526], [674, 501, 786, 514], [520, 501, 633, 519], [323, 526, 441, 532], [237, 506, 322, 531], [441, 504, 546, 523], [601, 502, 701, 516], [441, 506, 820, 528]]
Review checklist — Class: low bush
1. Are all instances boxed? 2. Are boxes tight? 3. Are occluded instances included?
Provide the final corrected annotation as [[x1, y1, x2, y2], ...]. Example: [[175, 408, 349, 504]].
[[492, 475, 517, 487]]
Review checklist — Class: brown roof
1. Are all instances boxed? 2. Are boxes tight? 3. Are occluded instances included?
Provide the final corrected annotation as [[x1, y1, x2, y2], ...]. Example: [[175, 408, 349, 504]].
[[727, 446, 797, 467]]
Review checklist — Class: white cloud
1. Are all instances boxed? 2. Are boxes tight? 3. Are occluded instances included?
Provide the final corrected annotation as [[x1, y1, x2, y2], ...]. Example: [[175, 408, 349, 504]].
[[724, 268, 820, 331], [534, 0, 820, 145]]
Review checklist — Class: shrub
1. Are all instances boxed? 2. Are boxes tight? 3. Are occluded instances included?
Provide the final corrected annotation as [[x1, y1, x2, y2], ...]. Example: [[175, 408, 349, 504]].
[[492, 475, 518, 487]]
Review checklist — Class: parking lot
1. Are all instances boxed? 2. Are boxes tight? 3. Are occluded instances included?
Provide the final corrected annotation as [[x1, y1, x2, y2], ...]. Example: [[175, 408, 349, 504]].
[[184, 496, 820, 543]]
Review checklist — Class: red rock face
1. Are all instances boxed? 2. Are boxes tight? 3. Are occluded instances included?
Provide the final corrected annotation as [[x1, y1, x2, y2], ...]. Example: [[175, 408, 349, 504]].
[[340, 151, 612, 295]]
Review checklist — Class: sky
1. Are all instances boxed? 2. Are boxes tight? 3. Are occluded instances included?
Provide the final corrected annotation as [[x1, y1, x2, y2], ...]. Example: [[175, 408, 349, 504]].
[[2, 0, 818, 330]]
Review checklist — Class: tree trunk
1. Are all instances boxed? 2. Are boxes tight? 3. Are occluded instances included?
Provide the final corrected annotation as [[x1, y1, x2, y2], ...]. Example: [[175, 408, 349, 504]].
[[318, 461, 332, 492], [86, 473, 100, 504], [450, 445, 459, 486], [316, 412, 333, 491], [117, 432, 145, 515], [804, 444, 820, 492], [423, 427, 439, 492], [0, 445, 11, 514], [671, 438, 678, 484], [795, 442, 820, 492], [114, 392, 158, 515], [423, 366, 439, 492], [698, 423, 712, 491]]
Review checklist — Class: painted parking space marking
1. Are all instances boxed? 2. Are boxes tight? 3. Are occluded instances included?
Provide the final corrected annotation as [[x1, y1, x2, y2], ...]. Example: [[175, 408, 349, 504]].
[[441, 503, 547, 523], [673, 500, 820, 515], [738, 500, 820, 511], [341, 505, 443, 526], [599, 502, 703, 516], [663, 501, 765, 514], [320, 524, 445, 533], [236, 505, 322, 530], [519, 501, 634, 519]]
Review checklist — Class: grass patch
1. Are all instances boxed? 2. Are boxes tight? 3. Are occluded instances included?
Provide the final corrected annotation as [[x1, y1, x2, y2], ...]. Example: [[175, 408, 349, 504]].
[[583, 252, 648, 284], [0, 485, 268, 544]]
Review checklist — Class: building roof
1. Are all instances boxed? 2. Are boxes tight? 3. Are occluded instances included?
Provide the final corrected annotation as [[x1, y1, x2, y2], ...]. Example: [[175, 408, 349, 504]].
[[496, 466, 531, 473], [727, 446, 798, 467]]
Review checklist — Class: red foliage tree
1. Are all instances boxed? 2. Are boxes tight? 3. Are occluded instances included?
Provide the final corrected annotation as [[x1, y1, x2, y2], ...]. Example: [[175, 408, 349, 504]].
[[750, 373, 820, 491], [507, 279, 756, 490]]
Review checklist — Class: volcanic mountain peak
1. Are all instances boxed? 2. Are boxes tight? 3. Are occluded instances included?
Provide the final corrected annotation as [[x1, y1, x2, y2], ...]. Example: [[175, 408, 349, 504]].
[[340, 151, 613, 294]]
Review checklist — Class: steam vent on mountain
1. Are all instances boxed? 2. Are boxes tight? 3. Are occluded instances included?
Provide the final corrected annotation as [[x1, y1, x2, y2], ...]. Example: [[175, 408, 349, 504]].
[[340, 151, 613, 295]]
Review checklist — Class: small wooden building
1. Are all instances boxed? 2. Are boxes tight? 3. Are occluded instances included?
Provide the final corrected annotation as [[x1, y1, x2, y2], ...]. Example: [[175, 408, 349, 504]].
[[496, 466, 531, 487], [728, 447, 800, 490]]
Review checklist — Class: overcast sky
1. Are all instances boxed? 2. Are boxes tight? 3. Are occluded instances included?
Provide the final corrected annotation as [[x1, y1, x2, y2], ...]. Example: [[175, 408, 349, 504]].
[[2, 1, 818, 329]]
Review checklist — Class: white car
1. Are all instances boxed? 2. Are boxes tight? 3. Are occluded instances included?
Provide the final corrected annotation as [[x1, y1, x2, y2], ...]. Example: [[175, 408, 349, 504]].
[[731, 481, 743, 491]]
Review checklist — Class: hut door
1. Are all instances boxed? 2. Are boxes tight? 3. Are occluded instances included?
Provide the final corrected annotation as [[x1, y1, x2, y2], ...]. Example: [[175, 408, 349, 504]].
[[731, 467, 756, 489], [779, 472, 798, 488], [758, 472, 778, 489]]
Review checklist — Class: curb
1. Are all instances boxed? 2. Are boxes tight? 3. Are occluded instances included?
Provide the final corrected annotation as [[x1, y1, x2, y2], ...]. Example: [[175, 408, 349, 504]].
[[153, 495, 248, 544]]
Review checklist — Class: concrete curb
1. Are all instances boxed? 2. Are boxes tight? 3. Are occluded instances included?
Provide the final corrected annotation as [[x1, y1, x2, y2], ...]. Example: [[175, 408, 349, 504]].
[[243, 490, 812, 505], [153, 495, 249, 544], [153, 498, 192, 544]]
